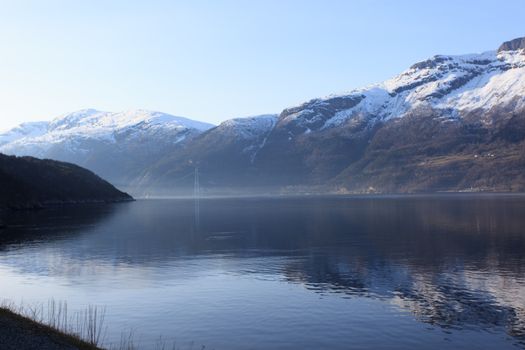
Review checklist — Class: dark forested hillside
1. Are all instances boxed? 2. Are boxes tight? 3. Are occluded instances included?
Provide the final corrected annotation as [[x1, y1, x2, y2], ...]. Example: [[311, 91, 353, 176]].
[[0, 153, 132, 209]]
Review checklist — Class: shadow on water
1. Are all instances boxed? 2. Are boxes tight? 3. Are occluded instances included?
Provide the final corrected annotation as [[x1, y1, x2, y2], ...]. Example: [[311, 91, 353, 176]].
[[0, 203, 130, 248], [1, 195, 525, 347]]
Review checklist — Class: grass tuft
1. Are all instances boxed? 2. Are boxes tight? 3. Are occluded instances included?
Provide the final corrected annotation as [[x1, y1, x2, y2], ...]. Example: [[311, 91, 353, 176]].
[[1, 299, 106, 349], [1, 299, 208, 350]]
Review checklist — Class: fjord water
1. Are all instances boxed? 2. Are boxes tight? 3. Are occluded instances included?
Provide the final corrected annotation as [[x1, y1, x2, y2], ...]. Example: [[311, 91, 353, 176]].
[[0, 196, 524, 349]]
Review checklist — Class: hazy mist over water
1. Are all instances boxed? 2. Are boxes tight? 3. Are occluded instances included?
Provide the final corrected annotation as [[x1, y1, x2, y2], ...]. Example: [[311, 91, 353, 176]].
[[0, 195, 524, 349]]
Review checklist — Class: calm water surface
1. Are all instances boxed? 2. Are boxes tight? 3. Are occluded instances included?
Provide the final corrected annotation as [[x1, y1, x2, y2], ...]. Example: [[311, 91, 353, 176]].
[[0, 196, 524, 349]]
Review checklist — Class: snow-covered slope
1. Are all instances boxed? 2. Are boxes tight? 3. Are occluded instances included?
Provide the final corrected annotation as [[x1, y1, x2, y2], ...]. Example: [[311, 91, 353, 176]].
[[138, 37, 525, 195], [0, 121, 49, 147], [214, 114, 278, 139], [0, 109, 213, 156], [0, 109, 214, 191], [279, 40, 525, 132], [214, 114, 278, 163], [48, 109, 212, 134]]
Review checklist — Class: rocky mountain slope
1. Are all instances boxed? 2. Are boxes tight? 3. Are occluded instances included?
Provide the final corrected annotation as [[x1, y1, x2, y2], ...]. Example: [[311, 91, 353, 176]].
[[133, 114, 278, 193], [136, 37, 525, 195], [128, 39, 525, 193], [2, 37, 525, 195], [0, 110, 214, 191], [0, 153, 132, 209]]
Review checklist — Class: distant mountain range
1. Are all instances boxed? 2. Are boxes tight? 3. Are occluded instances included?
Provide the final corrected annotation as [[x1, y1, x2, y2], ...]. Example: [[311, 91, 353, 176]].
[[2, 37, 525, 195], [0, 110, 213, 191]]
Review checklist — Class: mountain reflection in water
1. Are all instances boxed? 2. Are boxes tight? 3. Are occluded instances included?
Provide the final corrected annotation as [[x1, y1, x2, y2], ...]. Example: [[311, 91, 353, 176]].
[[0, 195, 524, 349]]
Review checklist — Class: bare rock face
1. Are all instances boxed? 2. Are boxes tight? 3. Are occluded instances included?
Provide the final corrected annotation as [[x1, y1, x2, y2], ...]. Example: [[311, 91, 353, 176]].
[[498, 37, 525, 52]]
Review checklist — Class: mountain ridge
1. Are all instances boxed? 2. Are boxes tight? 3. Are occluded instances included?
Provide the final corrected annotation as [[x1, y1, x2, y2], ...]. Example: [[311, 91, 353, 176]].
[[0, 110, 215, 191], [1, 37, 525, 195], [136, 37, 525, 195]]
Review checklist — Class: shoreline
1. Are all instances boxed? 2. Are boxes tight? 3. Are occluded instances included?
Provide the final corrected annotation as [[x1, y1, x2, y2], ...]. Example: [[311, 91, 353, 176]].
[[133, 190, 525, 200], [0, 307, 101, 350], [1, 197, 134, 212]]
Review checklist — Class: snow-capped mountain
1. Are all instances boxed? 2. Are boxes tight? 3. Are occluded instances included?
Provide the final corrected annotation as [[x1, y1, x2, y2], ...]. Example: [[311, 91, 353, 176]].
[[277, 41, 525, 134], [137, 37, 525, 195], [0, 109, 214, 191], [1, 109, 212, 156], [3, 37, 525, 195], [47, 109, 211, 134]]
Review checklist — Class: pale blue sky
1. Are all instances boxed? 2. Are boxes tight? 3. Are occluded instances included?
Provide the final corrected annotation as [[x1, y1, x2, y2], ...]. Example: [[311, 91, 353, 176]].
[[0, 0, 523, 130]]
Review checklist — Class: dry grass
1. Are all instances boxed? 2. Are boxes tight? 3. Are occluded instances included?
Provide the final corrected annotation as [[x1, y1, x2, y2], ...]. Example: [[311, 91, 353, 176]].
[[1, 299, 208, 350], [1, 299, 106, 349], [0, 306, 102, 350]]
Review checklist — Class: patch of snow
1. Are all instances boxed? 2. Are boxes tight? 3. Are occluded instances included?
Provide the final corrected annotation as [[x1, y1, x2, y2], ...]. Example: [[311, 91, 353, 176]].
[[218, 114, 278, 139], [0, 121, 49, 146], [441, 53, 525, 111], [322, 88, 390, 128]]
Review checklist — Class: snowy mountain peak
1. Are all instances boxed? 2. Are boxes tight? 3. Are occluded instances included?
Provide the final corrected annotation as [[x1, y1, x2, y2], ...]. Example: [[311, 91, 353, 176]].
[[0, 109, 218, 189], [279, 38, 525, 132], [221, 114, 278, 127], [218, 114, 278, 139], [0, 109, 215, 162], [48, 109, 214, 133], [49, 109, 107, 131]]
